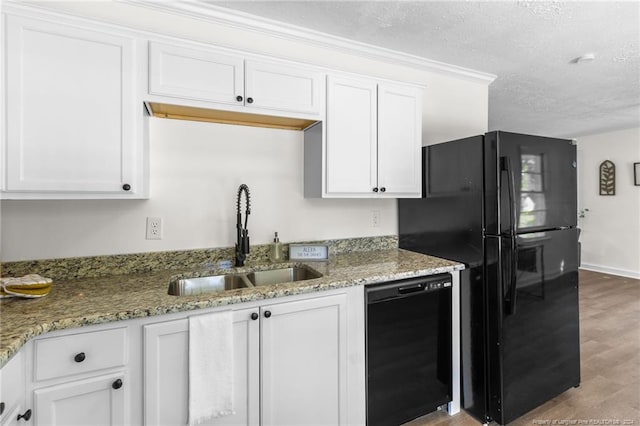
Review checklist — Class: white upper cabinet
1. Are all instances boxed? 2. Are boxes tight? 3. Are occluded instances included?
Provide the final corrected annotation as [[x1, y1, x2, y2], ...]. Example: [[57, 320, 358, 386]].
[[2, 14, 147, 199], [305, 75, 422, 198], [149, 42, 244, 106], [377, 83, 423, 197], [325, 76, 378, 195], [244, 60, 323, 115], [148, 41, 324, 118]]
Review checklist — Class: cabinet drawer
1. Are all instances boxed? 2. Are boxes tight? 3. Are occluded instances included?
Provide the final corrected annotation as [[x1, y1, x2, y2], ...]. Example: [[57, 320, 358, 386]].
[[34, 327, 127, 382]]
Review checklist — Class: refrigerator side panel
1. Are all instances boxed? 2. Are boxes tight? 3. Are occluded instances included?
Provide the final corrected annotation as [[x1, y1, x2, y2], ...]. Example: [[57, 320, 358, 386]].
[[459, 266, 489, 423], [496, 132, 577, 234], [398, 136, 484, 267], [484, 235, 505, 423]]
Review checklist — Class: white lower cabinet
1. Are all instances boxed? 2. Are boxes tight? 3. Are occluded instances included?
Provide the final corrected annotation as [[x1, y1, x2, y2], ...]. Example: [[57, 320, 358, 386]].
[[0, 287, 365, 426], [143, 308, 259, 426], [26, 326, 129, 426], [261, 294, 347, 426], [0, 350, 27, 426], [143, 292, 351, 426], [33, 373, 126, 426]]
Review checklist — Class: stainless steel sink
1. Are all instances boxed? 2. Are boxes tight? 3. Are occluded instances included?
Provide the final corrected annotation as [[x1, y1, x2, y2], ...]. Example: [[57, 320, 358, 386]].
[[168, 265, 323, 296], [246, 266, 322, 286], [168, 274, 251, 296]]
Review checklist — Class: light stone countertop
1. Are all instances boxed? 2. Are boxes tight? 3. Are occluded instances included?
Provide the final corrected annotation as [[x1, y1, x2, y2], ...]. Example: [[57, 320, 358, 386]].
[[0, 248, 463, 368]]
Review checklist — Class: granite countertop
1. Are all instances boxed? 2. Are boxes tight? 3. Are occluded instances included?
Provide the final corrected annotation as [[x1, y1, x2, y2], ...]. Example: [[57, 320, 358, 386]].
[[0, 248, 463, 368]]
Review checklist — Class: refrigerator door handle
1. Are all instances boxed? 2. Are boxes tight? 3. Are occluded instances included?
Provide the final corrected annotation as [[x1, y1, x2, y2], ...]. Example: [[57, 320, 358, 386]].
[[500, 156, 519, 236], [501, 156, 518, 315], [506, 236, 518, 315], [500, 234, 518, 316]]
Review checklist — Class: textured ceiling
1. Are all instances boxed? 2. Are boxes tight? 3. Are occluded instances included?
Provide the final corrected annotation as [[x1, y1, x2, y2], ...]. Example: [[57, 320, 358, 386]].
[[210, 1, 640, 139]]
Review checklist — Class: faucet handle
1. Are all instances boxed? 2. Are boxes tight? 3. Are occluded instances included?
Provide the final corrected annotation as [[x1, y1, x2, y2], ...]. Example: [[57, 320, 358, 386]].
[[242, 233, 250, 254]]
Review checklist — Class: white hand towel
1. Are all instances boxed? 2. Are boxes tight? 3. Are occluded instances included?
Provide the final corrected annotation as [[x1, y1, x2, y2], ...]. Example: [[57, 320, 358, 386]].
[[188, 311, 234, 425]]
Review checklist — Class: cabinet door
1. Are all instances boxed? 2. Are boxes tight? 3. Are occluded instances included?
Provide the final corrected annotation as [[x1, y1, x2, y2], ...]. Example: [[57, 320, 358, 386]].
[[261, 294, 348, 426], [143, 309, 259, 426], [34, 373, 126, 426], [0, 406, 24, 426], [325, 76, 378, 195], [245, 60, 323, 115], [377, 83, 422, 197], [149, 42, 244, 106], [143, 318, 188, 426], [4, 15, 139, 195], [0, 352, 25, 426]]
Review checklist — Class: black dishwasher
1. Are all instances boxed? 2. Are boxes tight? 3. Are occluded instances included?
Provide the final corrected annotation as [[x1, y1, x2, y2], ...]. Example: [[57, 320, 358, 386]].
[[366, 274, 452, 426]]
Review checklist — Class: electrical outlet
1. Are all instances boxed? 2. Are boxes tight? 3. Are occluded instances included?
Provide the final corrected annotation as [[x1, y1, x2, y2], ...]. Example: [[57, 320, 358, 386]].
[[372, 210, 380, 228], [146, 217, 162, 240]]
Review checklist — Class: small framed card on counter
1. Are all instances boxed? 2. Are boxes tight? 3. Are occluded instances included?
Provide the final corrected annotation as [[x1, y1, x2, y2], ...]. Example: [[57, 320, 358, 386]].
[[289, 244, 329, 261]]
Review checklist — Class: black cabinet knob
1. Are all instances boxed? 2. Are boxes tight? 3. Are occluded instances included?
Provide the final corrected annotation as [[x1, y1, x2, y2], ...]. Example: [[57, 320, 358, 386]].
[[236, 95, 243, 102], [250, 312, 259, 320], [17, 409, 32, 421], [74, 352, 86, 363], [0, 402, 5, 416], [264, 310, 272, 318], [372, 187, 379, 193], [247, 97, 254, 104], [112, 379, 123, 390], [122, 184, 131, 191], [380, 187, 386, 193]]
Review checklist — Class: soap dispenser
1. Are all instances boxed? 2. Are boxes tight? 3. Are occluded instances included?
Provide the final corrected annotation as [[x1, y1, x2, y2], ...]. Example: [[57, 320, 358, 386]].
[[269, 232, 283, 262]]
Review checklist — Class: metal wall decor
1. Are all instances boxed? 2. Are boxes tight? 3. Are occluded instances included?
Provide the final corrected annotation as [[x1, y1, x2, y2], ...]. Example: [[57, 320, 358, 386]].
[[599, 160, 615, 195]]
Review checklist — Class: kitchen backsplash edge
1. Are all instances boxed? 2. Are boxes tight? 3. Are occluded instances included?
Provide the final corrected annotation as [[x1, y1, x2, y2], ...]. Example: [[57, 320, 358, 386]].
[[1, 235, 398, 281]]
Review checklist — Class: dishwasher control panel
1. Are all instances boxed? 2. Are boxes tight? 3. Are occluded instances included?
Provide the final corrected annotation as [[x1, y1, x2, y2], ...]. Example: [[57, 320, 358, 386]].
[[366, 273, 452, 304]]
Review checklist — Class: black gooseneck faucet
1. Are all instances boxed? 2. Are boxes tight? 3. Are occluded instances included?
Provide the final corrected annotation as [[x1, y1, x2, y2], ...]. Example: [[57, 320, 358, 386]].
[[235, 184, 251, 266]]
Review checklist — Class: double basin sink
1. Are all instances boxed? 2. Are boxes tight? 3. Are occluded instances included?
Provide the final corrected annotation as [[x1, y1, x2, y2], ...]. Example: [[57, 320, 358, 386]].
[[168, 265, 323, 296]]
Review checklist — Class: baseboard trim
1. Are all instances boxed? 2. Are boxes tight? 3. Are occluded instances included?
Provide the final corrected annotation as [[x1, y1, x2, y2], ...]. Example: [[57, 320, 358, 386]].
[[580, 263, 640, 279]]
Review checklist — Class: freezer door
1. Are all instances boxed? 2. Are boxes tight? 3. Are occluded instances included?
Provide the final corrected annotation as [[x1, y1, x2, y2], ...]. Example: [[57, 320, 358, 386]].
[[484, 131, 577, 235], [486, 228, 581, 424]]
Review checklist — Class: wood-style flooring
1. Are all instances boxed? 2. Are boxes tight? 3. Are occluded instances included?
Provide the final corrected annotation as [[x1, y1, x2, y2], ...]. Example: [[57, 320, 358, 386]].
[[405, 270, 640, 426]]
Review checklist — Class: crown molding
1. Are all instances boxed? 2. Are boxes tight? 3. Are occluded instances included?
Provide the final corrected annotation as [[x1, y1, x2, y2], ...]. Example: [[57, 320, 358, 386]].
[[122, 0, 496, 85]]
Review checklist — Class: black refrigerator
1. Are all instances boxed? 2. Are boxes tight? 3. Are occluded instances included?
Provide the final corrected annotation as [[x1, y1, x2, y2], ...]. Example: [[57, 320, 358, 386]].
[[398, 131, 580, 424]]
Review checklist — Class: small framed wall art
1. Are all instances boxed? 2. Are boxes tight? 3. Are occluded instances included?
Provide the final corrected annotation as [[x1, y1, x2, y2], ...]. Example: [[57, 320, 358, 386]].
[[634, 162, 640, 186], [599, 160, 615, 195]]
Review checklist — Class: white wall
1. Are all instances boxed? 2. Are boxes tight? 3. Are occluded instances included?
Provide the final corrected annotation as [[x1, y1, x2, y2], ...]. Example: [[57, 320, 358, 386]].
[[3, 120, 402, 260], [0, 3, 489, 261], [577, 127, 640, 278]]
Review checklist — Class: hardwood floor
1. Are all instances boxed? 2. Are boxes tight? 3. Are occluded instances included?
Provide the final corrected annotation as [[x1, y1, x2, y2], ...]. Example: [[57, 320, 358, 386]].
[[405, 270, 640, 426]]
